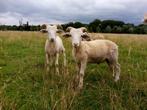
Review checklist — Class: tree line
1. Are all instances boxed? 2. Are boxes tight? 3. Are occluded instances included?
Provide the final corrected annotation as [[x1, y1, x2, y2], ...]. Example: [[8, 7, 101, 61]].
[[0, 19, 147, 34]]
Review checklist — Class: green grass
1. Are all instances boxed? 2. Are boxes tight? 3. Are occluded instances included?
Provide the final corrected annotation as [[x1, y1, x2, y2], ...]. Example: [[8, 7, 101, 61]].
[[0, 31, 147, 110]]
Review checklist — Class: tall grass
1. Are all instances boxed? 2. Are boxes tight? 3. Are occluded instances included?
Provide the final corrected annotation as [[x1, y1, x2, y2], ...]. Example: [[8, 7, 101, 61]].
[[0, 31, 147, 110]]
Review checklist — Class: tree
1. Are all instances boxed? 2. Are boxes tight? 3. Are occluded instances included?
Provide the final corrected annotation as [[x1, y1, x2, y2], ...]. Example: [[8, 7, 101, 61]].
[[0, 19, 147, 34], [23, 21, 30, 31], [128, 27, 134, 33], [122, 25, 130, 33], [101, 20, 124, 31], [105, 26, 112, 33], [88, 19, 101, 32], [134, 25, 147, 34], [74, 22, 85, 28], [96, 26, 101, 32], [62, 22, 74, 31], [112, 26, 122, 33]]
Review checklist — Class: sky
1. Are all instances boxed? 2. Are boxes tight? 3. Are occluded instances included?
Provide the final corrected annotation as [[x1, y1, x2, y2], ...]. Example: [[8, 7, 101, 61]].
[[0, 0, 147, 25]]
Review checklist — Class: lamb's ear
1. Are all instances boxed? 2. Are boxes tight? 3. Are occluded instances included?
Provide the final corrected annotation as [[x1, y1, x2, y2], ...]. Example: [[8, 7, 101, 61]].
[[62, 33, 71, 38], [80, 27, 87, 32], [56, 25, 64, 33], [40, 29, 48, 33], [66, 27, 73, 32], [45, 24, 50, 30], [57, 25, 63, 30], [57, 29, 64, 33], [81, 33, 91, 41], [41, 24, 47, 29]]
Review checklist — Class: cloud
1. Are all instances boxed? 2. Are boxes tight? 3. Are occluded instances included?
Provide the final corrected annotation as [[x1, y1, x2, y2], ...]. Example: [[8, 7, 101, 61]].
[[0, 0, 147, 25]]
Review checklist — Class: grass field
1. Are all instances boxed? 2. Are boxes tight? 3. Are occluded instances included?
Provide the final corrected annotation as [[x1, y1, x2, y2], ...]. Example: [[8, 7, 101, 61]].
[[0, 31, 147, 110]]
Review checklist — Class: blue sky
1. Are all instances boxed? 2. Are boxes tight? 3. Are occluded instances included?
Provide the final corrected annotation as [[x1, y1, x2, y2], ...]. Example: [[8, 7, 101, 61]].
[[0, 0, 147, 25]]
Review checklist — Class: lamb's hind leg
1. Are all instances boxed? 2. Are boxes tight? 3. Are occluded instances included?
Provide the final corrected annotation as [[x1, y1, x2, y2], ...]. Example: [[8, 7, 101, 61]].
[[107, 61, 120, 82], [107, 51, 120, 82], [55, 53, 59, 74], [114, 63, 120, 82], [106, 59, 115, 77], [112, 50, 121, 82]]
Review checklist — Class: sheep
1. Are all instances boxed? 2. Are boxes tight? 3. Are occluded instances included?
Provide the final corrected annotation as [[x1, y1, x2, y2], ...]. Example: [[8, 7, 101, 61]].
[[82, 32, 105, 41], [63, 27, 120, 90], [40, 24, 66, 74]]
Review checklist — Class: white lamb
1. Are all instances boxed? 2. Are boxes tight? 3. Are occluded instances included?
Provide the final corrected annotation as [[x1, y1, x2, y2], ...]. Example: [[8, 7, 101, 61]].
[[63, 27, 120, 90], [40, 24, 66, 73]]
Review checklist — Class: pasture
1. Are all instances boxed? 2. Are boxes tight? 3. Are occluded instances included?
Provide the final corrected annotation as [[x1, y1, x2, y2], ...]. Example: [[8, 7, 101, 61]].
[[0, 31, 147, 110]]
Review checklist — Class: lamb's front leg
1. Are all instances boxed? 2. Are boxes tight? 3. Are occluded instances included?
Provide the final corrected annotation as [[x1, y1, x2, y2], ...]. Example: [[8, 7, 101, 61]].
[[45, 53, 49, 72], [75, 62, 80, 74], [63, 52, 66, 67], [55, 53, 59, 74], [73, 62, 80, 88], [78, 60, 87, 90]]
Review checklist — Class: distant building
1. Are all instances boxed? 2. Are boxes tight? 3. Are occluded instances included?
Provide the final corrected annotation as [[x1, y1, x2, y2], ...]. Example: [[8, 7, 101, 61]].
[[144, 13, 147, 24]]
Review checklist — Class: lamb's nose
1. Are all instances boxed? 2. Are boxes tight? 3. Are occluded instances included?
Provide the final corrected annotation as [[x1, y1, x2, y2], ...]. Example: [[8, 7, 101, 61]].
[[50, 38, 54, 42], [74, 43, 79, 47]]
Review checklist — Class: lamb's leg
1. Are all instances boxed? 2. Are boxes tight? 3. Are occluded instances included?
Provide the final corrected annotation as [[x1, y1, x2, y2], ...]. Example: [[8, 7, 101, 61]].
[[78, 60, 87, 90], [107, 63, 115, 77], [73, 63, 80, 88], [63, 52, 66, 67], [76, 62, 80, 74], [108, 50, 120, 81], [45, 53, 49, 72], [55, 53, 59, 74], [106, 59, 115, 77], [107, 60, 120, 81], [114, 63, 120, 82]]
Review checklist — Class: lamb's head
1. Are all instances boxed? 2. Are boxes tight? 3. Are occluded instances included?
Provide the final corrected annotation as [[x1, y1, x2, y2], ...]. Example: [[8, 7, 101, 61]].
[[46, 25, 58, 42], [40, 24, 63, 42], [63, 27, 89, 47]]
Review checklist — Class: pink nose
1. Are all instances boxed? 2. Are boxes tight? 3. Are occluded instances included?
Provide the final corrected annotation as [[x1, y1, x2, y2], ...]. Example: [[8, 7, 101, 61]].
[[50, 38, 54, 42], [73, 43, 79, 47]]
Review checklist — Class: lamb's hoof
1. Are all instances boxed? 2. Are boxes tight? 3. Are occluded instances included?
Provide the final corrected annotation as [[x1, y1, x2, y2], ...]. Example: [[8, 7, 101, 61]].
[[78, 83, 83, 91], [76, 86, 82, 92], [72, 78, 78, 90]]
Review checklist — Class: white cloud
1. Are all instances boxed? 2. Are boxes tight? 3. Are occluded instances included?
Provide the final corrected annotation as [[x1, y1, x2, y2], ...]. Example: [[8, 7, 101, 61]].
[[0, 12, 21, 25], [0, 0, 147, 25]]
